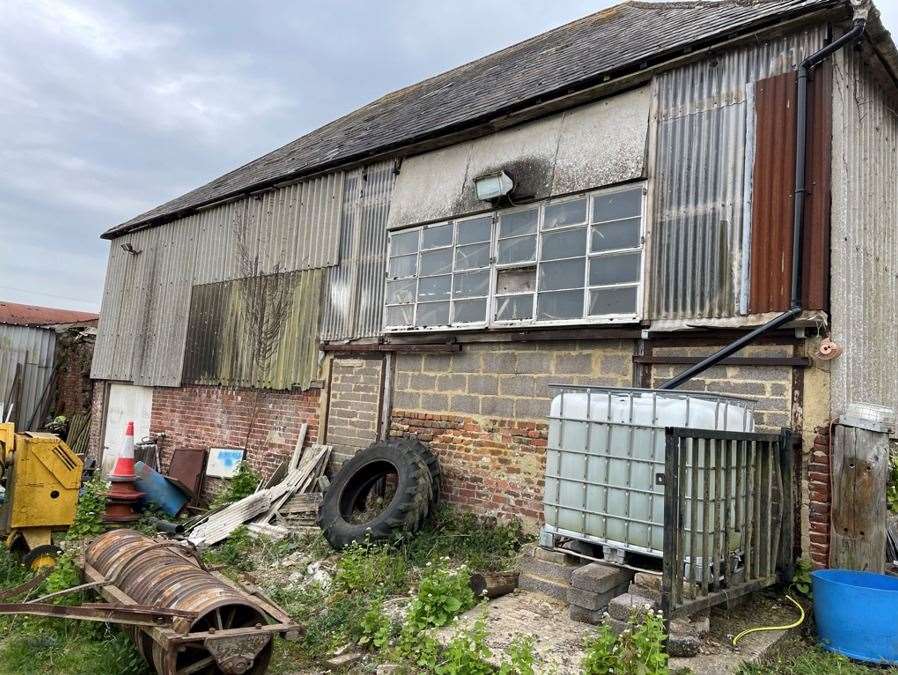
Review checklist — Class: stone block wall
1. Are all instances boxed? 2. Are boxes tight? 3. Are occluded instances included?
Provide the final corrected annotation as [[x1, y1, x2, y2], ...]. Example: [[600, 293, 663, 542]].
[[325, 356, 383, 468], [391, 340, 635, 526], [150, 384, 319, 500]]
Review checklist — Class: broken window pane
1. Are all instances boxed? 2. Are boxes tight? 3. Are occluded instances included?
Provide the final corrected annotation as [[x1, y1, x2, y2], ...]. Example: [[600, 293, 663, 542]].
[[457, 216, 492, 245], [589, 252, 641, 286], [418, 275, 451, 301], [590, 218, 640, 252], [496, 267, 536, 295], [452, 298, 487, 324], [422, 223, 452, 249], [417, 301, 450, 326], [538, 258, 585, 291], [455, 242, 490, 270], [497, 235, 536, 265], [499, 208, 538, 238], [453, 270, 489, 298], [544, 198, 587, 229], [495, 294, 534, 321], [592, 188, 642, 223], [541, 227, 586, 261], [421, 249, 452, 275], [388, 253, 418, 278], [386, 279, 416, 304], [385, 304, 414, 327], [537, 289, 584, 320], [588, 286, 638, 315], [390, 229, 419, 256]]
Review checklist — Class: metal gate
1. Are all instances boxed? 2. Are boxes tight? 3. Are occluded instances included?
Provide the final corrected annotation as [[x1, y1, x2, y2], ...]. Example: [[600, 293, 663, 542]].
[[660, 427, 794, 620]]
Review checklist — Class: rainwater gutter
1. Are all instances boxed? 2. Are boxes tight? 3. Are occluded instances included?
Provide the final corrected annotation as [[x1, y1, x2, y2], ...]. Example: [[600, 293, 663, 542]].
[[660, 10, 868, 390]]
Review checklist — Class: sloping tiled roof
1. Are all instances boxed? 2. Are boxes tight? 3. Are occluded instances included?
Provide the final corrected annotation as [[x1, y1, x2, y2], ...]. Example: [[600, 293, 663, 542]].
[[0, 301, 98, 327], [105, 0, 842, 239]]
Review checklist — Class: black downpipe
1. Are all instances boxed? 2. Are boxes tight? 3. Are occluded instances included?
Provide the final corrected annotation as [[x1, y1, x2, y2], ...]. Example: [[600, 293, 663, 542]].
[[660, 18, 867, 390]]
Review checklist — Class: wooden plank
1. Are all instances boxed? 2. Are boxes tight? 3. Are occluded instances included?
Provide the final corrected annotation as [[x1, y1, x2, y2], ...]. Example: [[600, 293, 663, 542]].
[[830, 424, 889, 572]]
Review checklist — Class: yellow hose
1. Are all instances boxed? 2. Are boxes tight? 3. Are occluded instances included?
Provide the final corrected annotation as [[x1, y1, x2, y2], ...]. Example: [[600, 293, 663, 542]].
[[731, 594, 805, 646]]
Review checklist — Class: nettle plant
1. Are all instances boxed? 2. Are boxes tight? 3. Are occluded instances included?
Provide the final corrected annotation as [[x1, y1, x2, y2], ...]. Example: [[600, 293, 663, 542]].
[[405, 558, 477, 633]]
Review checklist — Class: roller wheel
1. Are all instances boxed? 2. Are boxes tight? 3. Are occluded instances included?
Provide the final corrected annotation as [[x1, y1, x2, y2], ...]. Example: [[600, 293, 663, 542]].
[[23, 544, 62, 572], [319, 440, 435, 548]]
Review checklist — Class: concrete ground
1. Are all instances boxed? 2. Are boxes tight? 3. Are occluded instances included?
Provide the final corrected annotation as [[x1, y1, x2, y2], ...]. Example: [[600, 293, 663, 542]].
[[435, 589, 792, 674]]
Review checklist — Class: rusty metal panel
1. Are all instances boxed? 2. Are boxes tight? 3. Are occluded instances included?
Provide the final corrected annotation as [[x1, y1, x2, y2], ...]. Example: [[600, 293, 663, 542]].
[[322, 161, 396, 340], [830, 46, 898, 433], [91, 172, 342, 387], [649, 26, 826, 321], [750, 71, 797, 313], [749, 65, 831, 313], [182, 268, 323, 390]]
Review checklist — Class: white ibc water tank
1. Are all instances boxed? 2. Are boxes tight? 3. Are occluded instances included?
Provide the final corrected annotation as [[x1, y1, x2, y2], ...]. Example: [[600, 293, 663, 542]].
[[543, 386, 755, 557]]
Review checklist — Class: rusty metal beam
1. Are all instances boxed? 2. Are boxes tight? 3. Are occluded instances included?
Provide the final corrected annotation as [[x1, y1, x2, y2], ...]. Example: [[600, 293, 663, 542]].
[[0, 602, 196, 627]]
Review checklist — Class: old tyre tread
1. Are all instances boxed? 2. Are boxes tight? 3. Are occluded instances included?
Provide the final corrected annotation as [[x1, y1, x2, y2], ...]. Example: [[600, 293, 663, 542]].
[[396, 437, 441, 507], [318, 440, 434, 548]]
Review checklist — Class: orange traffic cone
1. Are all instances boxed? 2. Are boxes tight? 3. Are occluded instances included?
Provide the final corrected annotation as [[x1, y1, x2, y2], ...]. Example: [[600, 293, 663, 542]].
[[104, 421, 144, 523]]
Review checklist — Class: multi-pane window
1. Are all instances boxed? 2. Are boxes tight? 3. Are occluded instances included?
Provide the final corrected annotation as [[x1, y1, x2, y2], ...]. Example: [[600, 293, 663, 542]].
[[384, 183, 644, 331]]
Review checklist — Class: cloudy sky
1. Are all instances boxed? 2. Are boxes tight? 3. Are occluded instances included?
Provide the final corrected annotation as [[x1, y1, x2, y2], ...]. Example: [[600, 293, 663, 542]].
[[1, 1, 896, 313]]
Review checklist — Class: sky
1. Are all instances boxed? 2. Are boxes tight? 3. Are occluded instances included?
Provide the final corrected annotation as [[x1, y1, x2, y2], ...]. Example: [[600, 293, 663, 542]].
[[1, 1, 896, 313]]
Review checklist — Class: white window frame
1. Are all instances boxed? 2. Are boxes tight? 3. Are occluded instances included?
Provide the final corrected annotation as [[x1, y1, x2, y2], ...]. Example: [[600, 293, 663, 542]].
[[383, 182, 645, 333]]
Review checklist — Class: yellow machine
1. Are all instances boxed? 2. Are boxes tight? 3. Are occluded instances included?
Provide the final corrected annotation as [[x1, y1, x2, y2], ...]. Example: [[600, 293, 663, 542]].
[[0, 422, 83, 570]]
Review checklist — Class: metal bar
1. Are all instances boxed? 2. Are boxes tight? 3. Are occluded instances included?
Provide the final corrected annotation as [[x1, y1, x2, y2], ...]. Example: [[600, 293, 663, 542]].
[[661, 430, 681, 624], [688, 438, 699, 600], [666, 577, 778, 620], [668, 427, 782, 443], [778, 428, 796, 583], [542, 501, 659, 528], [752, 440, 762, 581], [744, 441, 755, 581], [764, 442, 774, 580], [0, 603, 196, 627], [676, 436, 687, 606], [710, 439, 721, 593], [722, 438, 733, 587], [542, 446, 665, 467], [701, 439, 712, 597], [582, 388, 593, 535], [633, 355, 811, 367]]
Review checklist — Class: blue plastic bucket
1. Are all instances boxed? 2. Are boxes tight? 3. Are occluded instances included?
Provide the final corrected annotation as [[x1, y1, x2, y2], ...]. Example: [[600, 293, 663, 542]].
[[812, 569, 898, 664]]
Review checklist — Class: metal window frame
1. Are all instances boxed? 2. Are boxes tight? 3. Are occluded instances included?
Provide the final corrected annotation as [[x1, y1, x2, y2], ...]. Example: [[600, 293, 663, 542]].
[[383, 182, 646, 333]]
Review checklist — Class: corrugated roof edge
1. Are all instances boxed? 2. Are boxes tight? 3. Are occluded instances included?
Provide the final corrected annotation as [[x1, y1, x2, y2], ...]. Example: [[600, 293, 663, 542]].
[[102, 0, 864, 241]]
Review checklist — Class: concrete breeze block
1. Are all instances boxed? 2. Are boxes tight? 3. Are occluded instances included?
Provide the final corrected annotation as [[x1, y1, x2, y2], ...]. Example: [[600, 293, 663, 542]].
[[566, 582, 630, 611], [571, 563, 635, 594]]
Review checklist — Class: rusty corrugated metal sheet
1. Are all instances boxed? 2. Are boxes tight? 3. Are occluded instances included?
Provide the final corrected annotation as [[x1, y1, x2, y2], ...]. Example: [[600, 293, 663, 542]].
[[321, 161, 396, 340], [91, 172, 342, 387], [182, 267, 323, 390], [749, 64, 831, 313], [750, 71, 797, 313], [648, 26, 827, 321], [830, 46, 898, 433], [0, 301, 96, 327]]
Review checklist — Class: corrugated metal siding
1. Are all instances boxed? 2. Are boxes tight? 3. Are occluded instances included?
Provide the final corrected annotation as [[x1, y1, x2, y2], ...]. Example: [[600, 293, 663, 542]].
[[649, 27, 826, 320], [92, 172, 343, 386], [750, 65, 832, 313], [322, 161, 396, 340], [0, 324, 55, 428], [830, 46, 898, 430], [183, 268, 324, 390]]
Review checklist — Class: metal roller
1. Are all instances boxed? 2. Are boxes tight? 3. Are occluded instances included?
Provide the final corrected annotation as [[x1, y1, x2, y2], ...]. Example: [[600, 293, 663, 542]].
[[85, 529, 295, 674]]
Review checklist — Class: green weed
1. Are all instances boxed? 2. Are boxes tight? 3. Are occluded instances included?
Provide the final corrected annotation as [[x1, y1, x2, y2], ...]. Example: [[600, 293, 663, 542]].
[[210, 461, 262, 508], [581, 609, 668, 675]]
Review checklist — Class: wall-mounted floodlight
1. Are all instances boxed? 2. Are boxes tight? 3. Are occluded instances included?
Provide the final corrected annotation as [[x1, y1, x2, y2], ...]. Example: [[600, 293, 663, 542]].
[[474, 171, 514, 202], [120, 243, 141, 255]]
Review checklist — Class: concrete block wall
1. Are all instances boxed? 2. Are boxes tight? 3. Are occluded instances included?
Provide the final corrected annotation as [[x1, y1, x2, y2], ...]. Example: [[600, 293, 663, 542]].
[[391, 340, 635, 526], [648, 342, 795, 432], [325, 356, 383, 468], [150, 384, 319, 500]]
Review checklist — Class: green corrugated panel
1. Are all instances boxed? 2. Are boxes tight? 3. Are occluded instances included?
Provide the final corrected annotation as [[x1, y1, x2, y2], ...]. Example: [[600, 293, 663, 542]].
[[183, 268, 324, 390]]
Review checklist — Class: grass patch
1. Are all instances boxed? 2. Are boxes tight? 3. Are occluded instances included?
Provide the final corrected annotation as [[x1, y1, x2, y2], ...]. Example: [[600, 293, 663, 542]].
[[740, 632, 898, 675]]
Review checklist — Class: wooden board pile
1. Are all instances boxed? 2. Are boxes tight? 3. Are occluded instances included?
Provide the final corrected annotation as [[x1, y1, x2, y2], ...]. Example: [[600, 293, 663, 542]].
[[188, 434, 330, 547]]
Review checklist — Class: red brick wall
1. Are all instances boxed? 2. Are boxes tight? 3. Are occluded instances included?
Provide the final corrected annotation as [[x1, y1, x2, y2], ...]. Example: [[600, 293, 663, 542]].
[[150, 385, 319, 500], [808, 424, 832, 568], [52, 328, 96, 418], [390, 409, 547, 527]]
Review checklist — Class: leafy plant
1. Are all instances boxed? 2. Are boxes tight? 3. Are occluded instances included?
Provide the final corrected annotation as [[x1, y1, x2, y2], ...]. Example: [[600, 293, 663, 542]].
[[202, 525, 255, 571], [66, 473, 108, 541], [358, 600, 394, 649], [334, 541, 408, 596], [210, 461, 262, 508], [41, 554, 82, 605], [498, 635, 536, 675], [582, 609, 668, 675], [404, 559, 476, 634], [436, 617, 493, 675], [792, 558, 814, 599], [887, 449, 898, 513]]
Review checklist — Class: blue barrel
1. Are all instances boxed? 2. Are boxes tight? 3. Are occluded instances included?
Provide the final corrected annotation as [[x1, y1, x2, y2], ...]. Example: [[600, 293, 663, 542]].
[[812, 569, 898, 664]]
